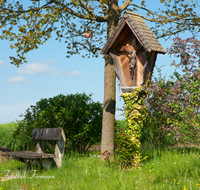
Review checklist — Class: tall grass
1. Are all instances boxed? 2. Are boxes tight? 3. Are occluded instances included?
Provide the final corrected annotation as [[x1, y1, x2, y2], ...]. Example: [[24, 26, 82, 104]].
[[1, 147, 200, 190], [0, 122, 19, 151]]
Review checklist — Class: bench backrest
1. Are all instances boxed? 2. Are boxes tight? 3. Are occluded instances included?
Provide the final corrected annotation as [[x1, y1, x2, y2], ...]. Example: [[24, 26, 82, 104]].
[[32, 127, 66, 168], [32, 128, 62, 140]]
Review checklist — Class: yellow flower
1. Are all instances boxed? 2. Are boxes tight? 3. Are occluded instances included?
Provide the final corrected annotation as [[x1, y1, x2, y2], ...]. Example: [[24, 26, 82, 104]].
[[183, 150, 185, 153], [183, 186, 186, 190], [177, 183, 179, 184], [149, 170, 151, 172], [197, 183, 199, 186], [23, 186, 25, 189], [0, 188, 3, 190], [1, 179, 4, 182]]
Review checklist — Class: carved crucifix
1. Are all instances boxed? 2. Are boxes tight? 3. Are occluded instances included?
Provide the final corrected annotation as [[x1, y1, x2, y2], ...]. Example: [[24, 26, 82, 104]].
[[123, 47, 136, 80], [124, 46, 143, 81]]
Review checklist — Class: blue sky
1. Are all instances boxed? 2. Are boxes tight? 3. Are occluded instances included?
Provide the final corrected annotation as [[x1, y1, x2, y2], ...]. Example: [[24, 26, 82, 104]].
[[0, 1, 183, 124]]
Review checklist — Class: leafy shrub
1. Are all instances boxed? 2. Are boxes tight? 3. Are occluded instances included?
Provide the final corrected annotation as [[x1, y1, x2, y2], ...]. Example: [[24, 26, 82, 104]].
[[114, 119, 126, 138], [143, 37, 200, 146], [13, 93, 103, 153], [140, 75, 177, 147]]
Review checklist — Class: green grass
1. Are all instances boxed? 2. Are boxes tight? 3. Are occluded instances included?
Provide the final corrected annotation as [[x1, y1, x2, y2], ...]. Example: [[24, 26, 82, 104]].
[[0, 122, 19, 151], [1, 122, 200, 189], [1, 147, 200, 190]]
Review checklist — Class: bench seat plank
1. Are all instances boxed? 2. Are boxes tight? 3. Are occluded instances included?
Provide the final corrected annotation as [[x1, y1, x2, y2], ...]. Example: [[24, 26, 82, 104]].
[[8, 151, 55, 159]]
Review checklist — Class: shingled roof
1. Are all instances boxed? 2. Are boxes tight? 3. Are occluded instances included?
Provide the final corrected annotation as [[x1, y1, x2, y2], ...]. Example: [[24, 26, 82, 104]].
[[100, 11, 166, 54]]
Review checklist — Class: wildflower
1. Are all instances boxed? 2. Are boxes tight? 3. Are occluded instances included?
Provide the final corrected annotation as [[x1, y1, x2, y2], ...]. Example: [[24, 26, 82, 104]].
[[1, 179, 4, 182], [0, 188, 2, 190], [23, 186, 25, 189], [149, 170, 151, 172], [177, 183, 179, 184], [183, 150, 185, 153], [183, 186, 186, 190], [197, 183, 199, 186], [32, 188, 36, 190]]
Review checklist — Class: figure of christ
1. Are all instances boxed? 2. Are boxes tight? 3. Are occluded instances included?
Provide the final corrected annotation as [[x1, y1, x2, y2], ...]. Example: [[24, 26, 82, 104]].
[[123, 47, 137, 80]]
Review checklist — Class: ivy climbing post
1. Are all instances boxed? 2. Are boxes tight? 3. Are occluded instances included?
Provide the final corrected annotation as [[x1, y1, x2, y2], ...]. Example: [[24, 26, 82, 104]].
[[116, 87, 147, 169]]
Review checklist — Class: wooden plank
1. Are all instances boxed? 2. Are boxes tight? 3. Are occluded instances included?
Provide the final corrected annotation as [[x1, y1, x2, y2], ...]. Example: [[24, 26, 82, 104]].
[[54, 129, 66, 167], [136, 51, 146, 85], [109, 49, 126, 87], [112, 25, 132, 51], [145, 51, 157, 82], [8, 151, 55, 159], [100, 19, 127, 54], [32, 128, 62, 140], [121, 86, 138, 93]]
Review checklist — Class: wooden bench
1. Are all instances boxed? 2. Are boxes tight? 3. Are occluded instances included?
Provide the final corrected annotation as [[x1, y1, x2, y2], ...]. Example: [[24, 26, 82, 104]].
[[7, 128, 66, 168]]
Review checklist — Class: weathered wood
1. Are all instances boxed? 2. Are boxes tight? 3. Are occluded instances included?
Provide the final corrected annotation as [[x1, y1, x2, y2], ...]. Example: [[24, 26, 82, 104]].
[[8, 151, 55, 159], [121, 86, 136, 93], [8, 128, 66, 168], [32, 128, 62, 140], [100, 11, 165, 94], [54, 129, 66, 167], [36, 140, 45, 153]]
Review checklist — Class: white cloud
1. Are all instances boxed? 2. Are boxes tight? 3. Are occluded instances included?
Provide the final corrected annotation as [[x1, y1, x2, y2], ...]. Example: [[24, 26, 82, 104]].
[[7, 76, 27, 83], [52, 72, 67, 77], [67, 70, 83, 77], [0, 102, 31, 123], [17, 62, 56, 75], [0, 60, 5, 67]]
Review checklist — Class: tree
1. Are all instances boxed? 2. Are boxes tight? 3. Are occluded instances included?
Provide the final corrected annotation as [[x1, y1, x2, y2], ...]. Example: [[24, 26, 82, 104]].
[[13, 93, 103, 153], [0, 0, 200, 159]]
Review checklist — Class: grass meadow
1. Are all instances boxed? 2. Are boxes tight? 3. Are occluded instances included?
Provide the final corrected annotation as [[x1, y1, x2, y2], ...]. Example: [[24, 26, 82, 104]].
[[1, 123, 200, 190]]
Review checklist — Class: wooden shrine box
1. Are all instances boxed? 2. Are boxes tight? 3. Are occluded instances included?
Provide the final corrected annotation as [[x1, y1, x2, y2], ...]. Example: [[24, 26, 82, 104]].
[[100, 11, 166, 93]]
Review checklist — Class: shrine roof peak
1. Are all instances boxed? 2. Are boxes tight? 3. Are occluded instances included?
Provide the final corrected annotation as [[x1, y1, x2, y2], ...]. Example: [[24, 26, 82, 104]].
[[100, 11, 166, 54]]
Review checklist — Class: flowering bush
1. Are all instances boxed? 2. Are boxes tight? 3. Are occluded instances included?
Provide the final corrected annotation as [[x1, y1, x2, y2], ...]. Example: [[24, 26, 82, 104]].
[[143, 37, 200, 145]]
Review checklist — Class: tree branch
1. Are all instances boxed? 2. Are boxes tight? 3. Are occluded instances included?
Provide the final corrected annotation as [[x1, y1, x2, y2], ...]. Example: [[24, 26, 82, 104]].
[[119, 0, 132, 13], [53, 0, 108, 22], [129, 3, 161, 17]]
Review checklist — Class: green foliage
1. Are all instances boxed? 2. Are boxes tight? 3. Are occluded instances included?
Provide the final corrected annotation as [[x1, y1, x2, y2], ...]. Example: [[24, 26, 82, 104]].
[[0, 1, 200, 65], [140, 75, 177, 147], [0, 122, 25, 151], [13, 93, 103, 153], [116, 87, 147, 169], [114, 119, 126, 138], [144, 37, 200, 146]]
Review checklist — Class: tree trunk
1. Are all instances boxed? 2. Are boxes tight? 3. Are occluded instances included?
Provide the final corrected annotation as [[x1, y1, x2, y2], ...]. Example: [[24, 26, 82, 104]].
[[101, 0, 120, 160]]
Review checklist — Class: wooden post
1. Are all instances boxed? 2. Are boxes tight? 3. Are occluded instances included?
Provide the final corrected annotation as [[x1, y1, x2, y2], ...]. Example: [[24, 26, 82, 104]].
[[54, 129, 66, 167], [36, 140, 45, 153]]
